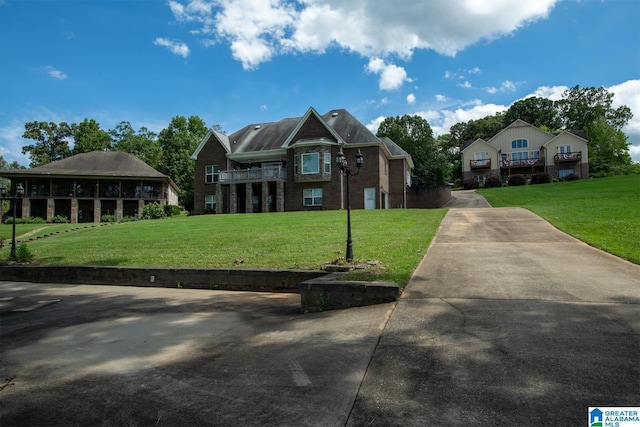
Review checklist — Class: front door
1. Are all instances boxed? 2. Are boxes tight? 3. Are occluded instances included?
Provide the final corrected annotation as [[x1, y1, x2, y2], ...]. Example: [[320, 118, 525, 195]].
[[364, 188, 376, 210]]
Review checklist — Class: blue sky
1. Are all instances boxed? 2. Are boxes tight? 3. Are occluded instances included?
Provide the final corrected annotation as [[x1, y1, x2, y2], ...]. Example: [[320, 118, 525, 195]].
[[1, 0, 639, 166]]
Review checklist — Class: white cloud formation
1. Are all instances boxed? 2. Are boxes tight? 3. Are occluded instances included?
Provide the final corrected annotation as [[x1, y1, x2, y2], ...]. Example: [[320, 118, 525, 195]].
[[166, 0, 558, 70], [609, 79, 640, 162], [487, 80, 516, 94], [365, 57, 412, 91], [435, 94, 447, 102], [407, 93, 416, 105], [46, 66, 68, 80], [154, 37, 190, 58]]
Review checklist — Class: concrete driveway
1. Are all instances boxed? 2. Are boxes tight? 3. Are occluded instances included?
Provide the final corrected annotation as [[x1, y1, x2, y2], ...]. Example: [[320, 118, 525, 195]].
[[1, 190, 639, 426], [348, 197, 640, 426]]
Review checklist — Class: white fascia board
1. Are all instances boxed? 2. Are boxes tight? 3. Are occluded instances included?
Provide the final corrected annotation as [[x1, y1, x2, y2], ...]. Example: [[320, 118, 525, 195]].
[[227, 148, 287, 163]]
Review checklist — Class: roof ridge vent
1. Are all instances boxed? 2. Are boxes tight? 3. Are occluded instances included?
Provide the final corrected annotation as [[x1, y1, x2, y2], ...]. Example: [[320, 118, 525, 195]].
[[331, 112, 339, 117], [254, 125, 261, 130]]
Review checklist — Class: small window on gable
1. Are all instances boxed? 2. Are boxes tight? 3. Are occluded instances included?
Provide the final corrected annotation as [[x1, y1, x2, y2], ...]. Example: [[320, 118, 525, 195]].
[[511, 139, 528, 149], [205, 165, 219, 183], [302, 153, 319, 174]]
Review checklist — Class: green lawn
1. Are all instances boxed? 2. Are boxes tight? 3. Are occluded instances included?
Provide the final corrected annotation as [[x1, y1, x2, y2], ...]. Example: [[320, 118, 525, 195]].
[[477, 175, 640, 264], [0, 209, 447, 286]]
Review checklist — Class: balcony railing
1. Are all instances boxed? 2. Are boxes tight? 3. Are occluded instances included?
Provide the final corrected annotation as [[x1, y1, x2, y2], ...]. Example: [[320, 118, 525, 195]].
[[554, 152, 582, 163], [218, 165, 286, 184], [501, 158, 545, 168], [470, 159, 491, 169]]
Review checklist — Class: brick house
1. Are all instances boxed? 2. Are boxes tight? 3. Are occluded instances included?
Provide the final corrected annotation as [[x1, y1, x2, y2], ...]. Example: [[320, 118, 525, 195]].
[[0, 151, 179, 223], [460, 119, 589, 184], [191, 107, 416, 214]]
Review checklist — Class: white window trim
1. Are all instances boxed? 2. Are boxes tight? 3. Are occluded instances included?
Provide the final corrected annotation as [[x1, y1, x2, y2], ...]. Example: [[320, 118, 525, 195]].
[[303, 188, 322, 206], [302, 153, 320, 174], [205, 165, 219, 183]]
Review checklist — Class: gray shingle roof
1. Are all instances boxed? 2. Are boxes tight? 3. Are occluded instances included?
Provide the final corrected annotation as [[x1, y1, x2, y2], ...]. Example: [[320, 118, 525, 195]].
[[0, 151, 169, 179]]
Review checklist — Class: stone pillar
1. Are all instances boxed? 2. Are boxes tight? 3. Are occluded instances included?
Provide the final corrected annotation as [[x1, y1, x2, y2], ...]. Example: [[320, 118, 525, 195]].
[[116, 199, 123, 221], [138, 200, 145, 219], [246, 184, 253, 213], [94, 199, 101, 223], [71, 199, 79, 224], [21, 198, 30, 219], [46, 198, 54, 223], [216, 183, 223, 214], [276, 181, 285, 212], [262, 182, 269, 213], [229, 184, 237, 214]]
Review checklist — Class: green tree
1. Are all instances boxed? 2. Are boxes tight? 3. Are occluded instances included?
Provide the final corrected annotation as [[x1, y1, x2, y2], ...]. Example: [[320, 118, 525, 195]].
[[72, 118, 112, 154], [109, 121, 161, 169], [376, 115, 448, 186], [586, 117, 634, 176], [504, 97, 561, 130], [557, 85, 632, 131], [450, 113, 505, 146], [435, 133, 461, 181], [21, 121, 73, 167], [157, 115, 208, 207]]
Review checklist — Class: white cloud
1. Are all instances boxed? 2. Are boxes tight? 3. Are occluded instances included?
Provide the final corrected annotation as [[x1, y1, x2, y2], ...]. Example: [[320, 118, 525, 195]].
[[487, 80, 516, 94], [458, 81, 472, 89], [366, 116, 386, 134], [435, 94, 447, 102], [167, 0, 558, 69], [407, 93, 416, 105], [609, 79, 640, 162], [529, 85, 567, 101], [154, 37, 190, 58], [46, 66, 68, 80], [365, 57, 412, 91]]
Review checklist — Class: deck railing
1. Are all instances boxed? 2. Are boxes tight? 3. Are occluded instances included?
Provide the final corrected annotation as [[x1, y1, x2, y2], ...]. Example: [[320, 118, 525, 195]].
[[218, 165, 286, 184], [554, 152, 582, 163], [501, 158, 545, 168], [470, 159, 491, 169]]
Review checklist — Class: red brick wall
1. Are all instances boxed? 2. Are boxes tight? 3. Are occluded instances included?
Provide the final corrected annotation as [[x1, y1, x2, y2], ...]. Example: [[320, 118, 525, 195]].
[[193, 135, 228, 215]]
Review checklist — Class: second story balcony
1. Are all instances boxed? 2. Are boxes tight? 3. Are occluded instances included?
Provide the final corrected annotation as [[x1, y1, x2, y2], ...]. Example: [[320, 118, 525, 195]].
[[501, 158, 545, 168], [554, 152, 582, 163], [470, 159, 491, 169], [218, 165, 287, 184]]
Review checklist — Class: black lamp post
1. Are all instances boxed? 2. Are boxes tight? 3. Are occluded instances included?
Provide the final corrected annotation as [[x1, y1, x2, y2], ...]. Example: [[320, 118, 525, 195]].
[[336, 147, 363, 262], [0, 182, 25, 260]]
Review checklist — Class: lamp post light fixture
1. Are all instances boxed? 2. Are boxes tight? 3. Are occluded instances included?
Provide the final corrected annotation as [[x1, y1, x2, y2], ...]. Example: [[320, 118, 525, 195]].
[[336, 147, 364, 262], [0, 182, 25, 260]]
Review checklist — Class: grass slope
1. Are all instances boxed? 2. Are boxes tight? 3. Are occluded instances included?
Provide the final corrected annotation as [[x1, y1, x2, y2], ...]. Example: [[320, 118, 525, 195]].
[[478, 175, 640, 264], [1, 210, 446, 286]]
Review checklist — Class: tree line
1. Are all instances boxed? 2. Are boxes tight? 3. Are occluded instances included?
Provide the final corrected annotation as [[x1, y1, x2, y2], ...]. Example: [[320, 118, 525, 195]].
[[4, 84, 636, 208], [377, 85, 636, 186], [14, 116, 216, 209]]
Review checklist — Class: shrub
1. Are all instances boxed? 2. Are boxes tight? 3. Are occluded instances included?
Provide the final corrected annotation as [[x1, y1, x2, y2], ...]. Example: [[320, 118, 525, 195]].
[[4, 217, 46, 224], [15, 243, 34, 263], [163, 205, 181, 217], [52, 214, 69, 223], [508, 174, 527, 186], [530, 173, 552, 185], [562, 174, 581, 181], [141, 202, 167, 220], [462, 179, 479, 190], [101, 214, 117, 223], [121, 216, 136, 222], [484, 176, 502, 188]]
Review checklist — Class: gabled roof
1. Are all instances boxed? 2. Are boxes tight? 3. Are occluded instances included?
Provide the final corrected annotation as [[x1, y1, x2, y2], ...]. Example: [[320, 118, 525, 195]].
[[192, 107, 395, 162], [381, 137, 414, 168], [0, 151, 177, 188]]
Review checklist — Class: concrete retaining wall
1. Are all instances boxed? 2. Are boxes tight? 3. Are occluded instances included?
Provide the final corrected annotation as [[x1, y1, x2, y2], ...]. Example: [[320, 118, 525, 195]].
[[0, 265, 326, 293], [299, 273, 399, 312]]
